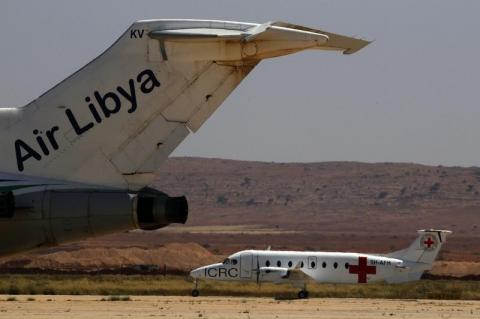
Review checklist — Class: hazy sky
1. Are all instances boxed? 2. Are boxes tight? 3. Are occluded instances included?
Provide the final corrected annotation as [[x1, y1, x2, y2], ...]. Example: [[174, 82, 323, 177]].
[[1, 1, 480, 166]]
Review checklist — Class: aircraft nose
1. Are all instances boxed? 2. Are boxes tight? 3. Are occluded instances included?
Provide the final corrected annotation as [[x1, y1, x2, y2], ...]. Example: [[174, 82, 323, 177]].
[[190, 267, 204, 279]]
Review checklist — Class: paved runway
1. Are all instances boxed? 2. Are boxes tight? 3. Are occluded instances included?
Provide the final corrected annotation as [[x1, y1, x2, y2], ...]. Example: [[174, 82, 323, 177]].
[[0, 295, 478, 319]]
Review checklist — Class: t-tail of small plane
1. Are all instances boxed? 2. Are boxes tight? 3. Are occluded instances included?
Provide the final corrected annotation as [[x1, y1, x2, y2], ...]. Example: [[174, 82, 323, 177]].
[[386, 229, 452, 283]]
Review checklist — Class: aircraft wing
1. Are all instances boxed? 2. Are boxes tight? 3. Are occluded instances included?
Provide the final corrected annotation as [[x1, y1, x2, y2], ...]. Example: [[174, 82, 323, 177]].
[[1, 20, 369, 190], [259, 265, 313, 283]]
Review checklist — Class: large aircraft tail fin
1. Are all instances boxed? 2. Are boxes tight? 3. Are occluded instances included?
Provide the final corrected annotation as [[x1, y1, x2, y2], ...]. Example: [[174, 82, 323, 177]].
[[387, 229, 452, 265], [0, 19, 369, 190]]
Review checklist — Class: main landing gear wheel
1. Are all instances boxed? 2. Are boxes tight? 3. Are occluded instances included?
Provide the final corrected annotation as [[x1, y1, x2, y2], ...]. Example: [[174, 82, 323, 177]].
[[191, 289, 200, 297], [297, 290, 309, 299]]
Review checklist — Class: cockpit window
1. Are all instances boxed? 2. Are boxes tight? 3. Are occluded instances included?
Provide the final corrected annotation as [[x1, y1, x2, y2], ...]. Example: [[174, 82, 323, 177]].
[[222, 258, 238, 265]]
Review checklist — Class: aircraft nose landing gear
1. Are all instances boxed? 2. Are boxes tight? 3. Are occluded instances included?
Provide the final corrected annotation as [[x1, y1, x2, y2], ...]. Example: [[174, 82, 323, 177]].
[[191, 280, 200, 297]]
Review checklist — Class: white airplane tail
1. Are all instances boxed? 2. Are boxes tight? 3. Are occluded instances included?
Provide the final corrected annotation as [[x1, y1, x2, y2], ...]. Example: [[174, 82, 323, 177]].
[[0, 19, 369, 190], [388, 229, 452, 265], [384, 229, 451, 283]]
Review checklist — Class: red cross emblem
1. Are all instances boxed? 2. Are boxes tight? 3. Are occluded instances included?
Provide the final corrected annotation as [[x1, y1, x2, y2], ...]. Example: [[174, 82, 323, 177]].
[[422, 236, 436, 250], [349, 256, 376, 283]]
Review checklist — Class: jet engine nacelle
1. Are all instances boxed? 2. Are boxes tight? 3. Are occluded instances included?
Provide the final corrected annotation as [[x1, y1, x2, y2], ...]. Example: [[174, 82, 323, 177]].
[[0, 187, 188, 256], [136, 187, 188, 230]]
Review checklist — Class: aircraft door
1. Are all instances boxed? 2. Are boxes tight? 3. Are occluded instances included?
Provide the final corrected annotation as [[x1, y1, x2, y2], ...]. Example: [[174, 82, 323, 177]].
[[308, 256, 317, 269], [240, 253, 253, 278]]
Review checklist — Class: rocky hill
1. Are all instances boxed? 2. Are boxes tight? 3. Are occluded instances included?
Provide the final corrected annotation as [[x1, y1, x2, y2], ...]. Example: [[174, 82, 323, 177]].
[[1, 157, 479, 275]]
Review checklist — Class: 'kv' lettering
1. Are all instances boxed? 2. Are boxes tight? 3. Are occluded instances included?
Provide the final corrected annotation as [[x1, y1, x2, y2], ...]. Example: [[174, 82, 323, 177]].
[[130, 29, 145, 39]]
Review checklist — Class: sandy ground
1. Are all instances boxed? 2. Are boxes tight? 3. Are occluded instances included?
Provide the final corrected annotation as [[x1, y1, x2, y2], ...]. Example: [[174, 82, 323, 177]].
[[0, 296, 478, 319]]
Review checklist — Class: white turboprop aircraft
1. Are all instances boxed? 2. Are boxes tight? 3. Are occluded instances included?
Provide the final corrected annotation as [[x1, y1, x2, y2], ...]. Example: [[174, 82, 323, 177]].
[[190, 229, 451, 298], [0, 19, 369, 256]]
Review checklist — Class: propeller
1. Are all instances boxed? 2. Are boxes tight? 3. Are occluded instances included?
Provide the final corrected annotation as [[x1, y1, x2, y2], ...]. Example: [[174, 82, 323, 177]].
[[253, 258, 261, 286]]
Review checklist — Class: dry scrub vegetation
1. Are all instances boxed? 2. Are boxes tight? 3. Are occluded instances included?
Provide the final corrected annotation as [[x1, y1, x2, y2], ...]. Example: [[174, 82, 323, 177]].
[[0, 275, 478, 300]]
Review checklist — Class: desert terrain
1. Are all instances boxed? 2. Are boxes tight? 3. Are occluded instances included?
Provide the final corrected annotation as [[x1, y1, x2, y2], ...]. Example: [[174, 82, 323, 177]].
[[1, 158, 479, 277], [0, 296, 478, 319]]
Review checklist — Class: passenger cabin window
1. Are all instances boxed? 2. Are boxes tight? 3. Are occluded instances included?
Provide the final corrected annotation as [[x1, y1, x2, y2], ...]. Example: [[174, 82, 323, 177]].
[[288, 261, 293, 267], [266, 260, 270, 267], [322, 262, 327, 268], [300, 261, 304, 268], [345, 262, 349, 269], [232, 259, 238, 265], [277, 261, 282, 267], [310, 261, 316, 268], [334, 262, 338, 269]]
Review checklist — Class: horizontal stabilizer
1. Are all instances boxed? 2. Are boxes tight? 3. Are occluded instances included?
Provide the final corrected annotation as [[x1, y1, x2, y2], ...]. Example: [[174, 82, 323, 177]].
[[271, 21, 371, 54], [149, 20, 370, 62]]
